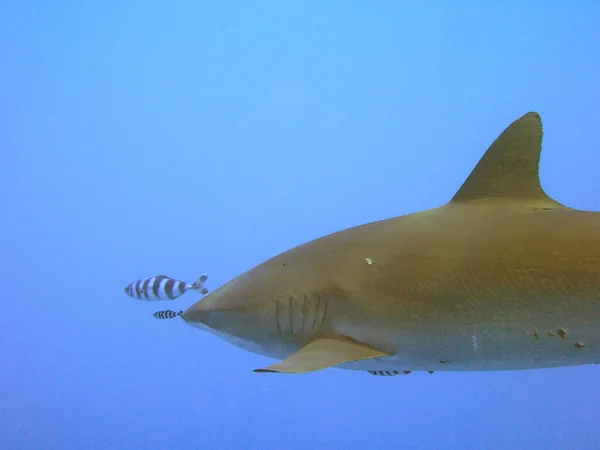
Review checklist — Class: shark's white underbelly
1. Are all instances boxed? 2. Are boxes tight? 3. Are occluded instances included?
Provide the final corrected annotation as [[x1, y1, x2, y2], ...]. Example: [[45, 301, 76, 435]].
[[337, 318, 600, 372]]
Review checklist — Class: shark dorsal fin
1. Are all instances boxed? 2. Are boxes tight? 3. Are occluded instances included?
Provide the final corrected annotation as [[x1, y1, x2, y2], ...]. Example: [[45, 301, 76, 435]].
[[450, 112, 566, 209]]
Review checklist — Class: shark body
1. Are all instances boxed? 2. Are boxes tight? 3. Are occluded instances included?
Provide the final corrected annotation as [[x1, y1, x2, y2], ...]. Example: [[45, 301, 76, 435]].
[[183, 112, 600, 374]]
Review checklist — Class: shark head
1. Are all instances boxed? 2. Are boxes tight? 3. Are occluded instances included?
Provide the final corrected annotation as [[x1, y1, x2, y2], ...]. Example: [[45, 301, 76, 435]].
[[181, 259, 337, 359]]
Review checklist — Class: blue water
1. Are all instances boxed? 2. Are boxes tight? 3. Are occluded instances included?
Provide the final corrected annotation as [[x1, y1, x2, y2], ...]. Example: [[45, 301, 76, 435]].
[[3, 2, 599, 449]]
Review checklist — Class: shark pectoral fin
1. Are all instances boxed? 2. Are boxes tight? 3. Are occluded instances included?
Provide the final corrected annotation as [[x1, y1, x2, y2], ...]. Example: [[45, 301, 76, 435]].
[[253, 337, 391, 374]]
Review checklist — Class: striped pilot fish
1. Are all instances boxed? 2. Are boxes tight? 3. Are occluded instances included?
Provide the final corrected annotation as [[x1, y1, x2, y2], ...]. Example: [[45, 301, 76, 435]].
[[124, 274, 209, 301], [153, 310, 182, 319]]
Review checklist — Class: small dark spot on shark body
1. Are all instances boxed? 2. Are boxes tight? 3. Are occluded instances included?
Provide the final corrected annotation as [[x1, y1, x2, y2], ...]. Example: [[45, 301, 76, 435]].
[[522, 328, 540, 340]]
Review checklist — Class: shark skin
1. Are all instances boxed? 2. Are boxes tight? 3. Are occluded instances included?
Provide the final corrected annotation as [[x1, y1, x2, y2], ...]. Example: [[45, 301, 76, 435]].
[[183, 112, 600, 374]]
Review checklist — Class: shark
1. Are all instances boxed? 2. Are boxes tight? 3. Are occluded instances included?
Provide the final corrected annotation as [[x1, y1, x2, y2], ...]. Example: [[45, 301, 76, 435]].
[[182, 112, 600, 375]]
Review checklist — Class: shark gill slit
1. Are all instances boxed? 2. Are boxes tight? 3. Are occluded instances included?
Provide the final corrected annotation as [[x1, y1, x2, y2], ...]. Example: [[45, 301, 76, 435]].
[[288, 296, 294, 334], [275, 300, 283, 335], [301, 294, 308, 332], [311, 295, 320, 330]]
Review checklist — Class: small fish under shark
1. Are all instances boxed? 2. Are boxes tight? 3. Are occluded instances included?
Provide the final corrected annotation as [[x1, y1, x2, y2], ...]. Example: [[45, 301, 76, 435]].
[[149, 112, 600, 375], [124, 274, 208, 301]]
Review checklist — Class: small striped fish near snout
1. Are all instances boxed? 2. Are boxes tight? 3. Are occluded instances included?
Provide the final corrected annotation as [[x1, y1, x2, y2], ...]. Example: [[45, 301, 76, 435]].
[[153, 310, 182, 319], [124, 274, 209, 301]]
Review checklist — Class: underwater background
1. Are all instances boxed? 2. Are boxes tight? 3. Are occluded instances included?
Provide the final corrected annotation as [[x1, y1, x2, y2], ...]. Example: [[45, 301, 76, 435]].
[[2, 2, 600, 449]]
